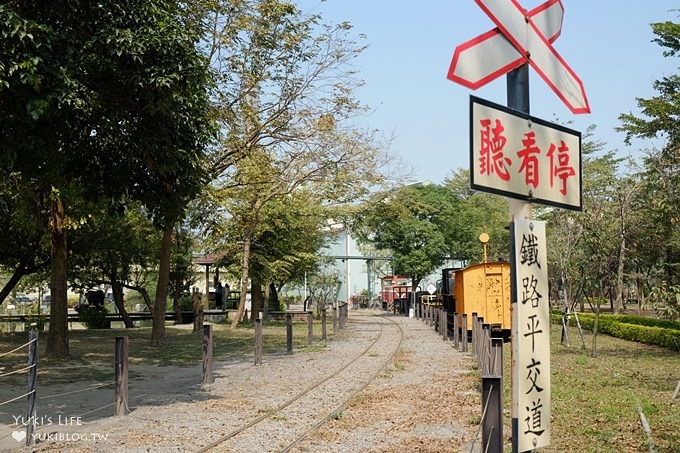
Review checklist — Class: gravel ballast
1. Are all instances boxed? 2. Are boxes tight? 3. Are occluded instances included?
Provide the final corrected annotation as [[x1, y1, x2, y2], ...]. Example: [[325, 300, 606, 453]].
[[6, 310, 481, 452]]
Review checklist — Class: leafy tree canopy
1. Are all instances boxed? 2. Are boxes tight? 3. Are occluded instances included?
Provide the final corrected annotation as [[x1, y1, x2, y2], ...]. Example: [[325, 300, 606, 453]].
[[357, 184, 458, 286]]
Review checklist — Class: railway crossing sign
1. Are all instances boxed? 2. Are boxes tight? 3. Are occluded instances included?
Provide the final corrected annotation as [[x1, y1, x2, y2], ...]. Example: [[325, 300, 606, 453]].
[[470, 96, 582, 210], [448, 3, 589, 452], [511, 218, 551, 451], [447, 0, 590, 114], [448, 0, 563, 90]]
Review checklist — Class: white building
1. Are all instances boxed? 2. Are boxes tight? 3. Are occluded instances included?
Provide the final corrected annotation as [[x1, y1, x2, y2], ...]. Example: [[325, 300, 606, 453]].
[[323, 220, 463, 306], [323, 221, 383, 305]]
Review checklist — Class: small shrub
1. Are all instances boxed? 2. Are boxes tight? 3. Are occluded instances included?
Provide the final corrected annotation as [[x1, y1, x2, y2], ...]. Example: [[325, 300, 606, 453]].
[[613, 315, 680, 330], [177, 296, 193, 312], [78, 306, 110, 329]]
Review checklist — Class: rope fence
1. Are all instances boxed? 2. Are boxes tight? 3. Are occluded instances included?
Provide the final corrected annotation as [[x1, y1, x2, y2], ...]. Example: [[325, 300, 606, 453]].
[[0, 338, 36, 358], [0, 305, 350, 446], [0, 327, 38, 446], [0, 365, 34, 378]]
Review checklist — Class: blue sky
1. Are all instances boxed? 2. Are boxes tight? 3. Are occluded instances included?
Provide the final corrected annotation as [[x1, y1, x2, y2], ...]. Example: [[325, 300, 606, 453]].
[[298, 1, 679, 184]]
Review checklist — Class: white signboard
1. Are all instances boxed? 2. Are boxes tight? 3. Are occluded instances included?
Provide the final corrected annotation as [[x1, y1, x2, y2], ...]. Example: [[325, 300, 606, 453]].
[[511, 218, 551, 451], [470, 96, 582, 210]]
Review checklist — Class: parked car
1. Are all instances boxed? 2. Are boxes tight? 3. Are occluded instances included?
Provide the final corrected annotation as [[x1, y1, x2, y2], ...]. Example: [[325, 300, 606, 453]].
[[15, 295, 33, 304]]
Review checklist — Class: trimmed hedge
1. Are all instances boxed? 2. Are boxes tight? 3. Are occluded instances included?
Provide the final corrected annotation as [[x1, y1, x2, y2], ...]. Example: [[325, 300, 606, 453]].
[[610, 314, 680, 330], [551, 311, 680, 351]]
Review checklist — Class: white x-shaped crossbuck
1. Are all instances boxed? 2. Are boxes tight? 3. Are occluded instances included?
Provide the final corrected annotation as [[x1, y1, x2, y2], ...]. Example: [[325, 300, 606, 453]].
[[448, 0, 590, 114]]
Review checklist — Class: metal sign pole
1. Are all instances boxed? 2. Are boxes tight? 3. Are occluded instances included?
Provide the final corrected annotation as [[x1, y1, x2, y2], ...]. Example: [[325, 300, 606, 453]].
[[508, 64, 530, 453]]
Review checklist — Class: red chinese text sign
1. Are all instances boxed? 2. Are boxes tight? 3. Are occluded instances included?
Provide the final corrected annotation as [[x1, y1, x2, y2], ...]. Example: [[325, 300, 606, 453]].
[[470, 96, 582, 211]]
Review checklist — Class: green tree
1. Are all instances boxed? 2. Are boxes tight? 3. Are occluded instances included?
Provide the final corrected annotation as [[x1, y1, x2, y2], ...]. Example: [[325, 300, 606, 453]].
[[546, 129, 644, 316], [68, 203, 162, 328], [444, 168, 509, 263], [196, 1, 389, 327], [168, 223, 199, 324], [618, 19, 680, 316], [248, 192, 329, 315], [0, 174, 50, 303], [358, 184, 457, 297], [1, 2, 214, 355]]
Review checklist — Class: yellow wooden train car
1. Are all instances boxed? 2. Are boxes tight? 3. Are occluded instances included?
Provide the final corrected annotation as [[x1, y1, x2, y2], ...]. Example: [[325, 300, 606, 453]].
[[454, 261, 511, 333]]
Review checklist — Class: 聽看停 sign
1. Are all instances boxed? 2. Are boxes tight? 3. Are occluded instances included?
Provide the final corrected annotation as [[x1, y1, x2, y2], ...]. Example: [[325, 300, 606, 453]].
[[470, 96, 582, 211]]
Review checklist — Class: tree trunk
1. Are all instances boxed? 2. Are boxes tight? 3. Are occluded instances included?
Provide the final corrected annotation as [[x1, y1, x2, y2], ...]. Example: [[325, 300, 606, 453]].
[[111, 279, 134, 328], [119, 283, 154, 311], [268, 282, 280, 312], [591, 303, 600, 358], [45, 196, 69, 359], [560, 268, 570, 346], [151, 226, 173, 345], [263, 282, 271, 318], [614, 235, 626, 314], [173, 271, 183, 324], [410, 277, 421, 316], [637, 279, 645, 314], [231, 236, 251, 329], [251, 279, 263, 318], [591, 285, 605, 358]]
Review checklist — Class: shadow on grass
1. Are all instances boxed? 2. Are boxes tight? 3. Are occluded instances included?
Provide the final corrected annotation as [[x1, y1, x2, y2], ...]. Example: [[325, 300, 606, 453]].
[[0, 320, 323, 435]]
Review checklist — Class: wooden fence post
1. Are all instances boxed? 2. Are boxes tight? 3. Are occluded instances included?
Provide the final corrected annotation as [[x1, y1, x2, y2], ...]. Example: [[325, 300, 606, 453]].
[[481, 376, 503, 453], [441, 309, 448, 340], [472, 313, 478, 356], [333, 306, 338, 334], [453, 313, 459, 349], [254, 314, 263, 365], [115, 336, 129, 416], [491, 337, 503, 377], [321, 309, 327, 340], [461, 314, 468, 353], [25, 328, 38, 445], [481, 324, 491, 375], [307, 312, 313, 345], [202, 324, 214, 384], [286, 313, 293, 355]]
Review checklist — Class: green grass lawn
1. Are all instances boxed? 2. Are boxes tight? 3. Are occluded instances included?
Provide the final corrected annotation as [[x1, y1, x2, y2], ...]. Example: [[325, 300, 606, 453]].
[[502, 325, 680, 452], [0, 319, 331, 384]]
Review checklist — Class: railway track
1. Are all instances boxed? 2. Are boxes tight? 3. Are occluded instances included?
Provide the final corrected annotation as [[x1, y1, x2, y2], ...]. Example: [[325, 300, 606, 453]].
[[197, 311, 404, 452]]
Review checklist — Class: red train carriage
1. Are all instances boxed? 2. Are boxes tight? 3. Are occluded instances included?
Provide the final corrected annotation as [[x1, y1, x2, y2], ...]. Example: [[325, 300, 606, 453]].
[[380, 275, 411, 313]]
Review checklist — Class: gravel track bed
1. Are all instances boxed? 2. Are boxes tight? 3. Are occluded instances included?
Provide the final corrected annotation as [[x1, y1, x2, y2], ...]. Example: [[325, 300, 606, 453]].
[[9, 310, 480, 452], [211, 315, 403, 452]]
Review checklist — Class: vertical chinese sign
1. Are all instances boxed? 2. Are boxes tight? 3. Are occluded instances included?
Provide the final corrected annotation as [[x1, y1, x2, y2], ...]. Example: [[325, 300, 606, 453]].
[[511, 218, 550, 450], [470, 96, 582, 211]]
